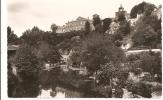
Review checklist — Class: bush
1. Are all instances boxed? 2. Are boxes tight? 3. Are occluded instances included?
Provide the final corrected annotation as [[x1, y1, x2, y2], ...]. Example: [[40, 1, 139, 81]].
[[126, 80, 152, 98], [127, 52, 161, 77], [152, 83, 162, 92]]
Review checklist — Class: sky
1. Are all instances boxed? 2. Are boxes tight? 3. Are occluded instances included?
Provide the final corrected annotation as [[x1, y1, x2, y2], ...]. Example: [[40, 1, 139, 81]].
[[7, 0, 162, 37]]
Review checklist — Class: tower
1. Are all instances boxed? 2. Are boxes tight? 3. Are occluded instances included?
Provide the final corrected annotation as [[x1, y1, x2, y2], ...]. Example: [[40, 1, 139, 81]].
[[115, 4, 128, 21], [119, 4, 124, 12]]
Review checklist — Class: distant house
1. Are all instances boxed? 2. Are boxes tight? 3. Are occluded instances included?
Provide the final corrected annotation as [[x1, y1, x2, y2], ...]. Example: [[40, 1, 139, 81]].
[[8, 45, 19, 58]]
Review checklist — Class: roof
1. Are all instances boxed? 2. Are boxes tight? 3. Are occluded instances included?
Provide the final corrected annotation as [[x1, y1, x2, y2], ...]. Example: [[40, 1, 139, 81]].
[[119, 4, 124, 9], [8, 45, 19, 51]]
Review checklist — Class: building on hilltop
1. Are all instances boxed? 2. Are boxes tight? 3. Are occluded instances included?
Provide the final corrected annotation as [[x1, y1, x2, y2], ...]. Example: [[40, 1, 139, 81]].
[[56, 17, 94, 33], [106, 5, 130, 34]]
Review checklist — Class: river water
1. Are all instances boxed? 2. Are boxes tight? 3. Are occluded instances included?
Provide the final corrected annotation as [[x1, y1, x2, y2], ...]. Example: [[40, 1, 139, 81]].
[[10, 67, 161, 98], [37, 69, 162, 98], [37, 68, 104, 98], [37, 87, 83, 98]]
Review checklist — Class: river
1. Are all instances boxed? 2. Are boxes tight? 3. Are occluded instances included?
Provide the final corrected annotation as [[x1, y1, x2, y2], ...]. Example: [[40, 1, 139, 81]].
[[37, 68, 162, 98], [37, 68, 104, 98], [9, 66, 161, 98]]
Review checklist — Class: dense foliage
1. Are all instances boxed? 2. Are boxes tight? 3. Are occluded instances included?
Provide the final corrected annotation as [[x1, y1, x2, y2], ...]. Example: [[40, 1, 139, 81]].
[[7, 26, 19, 45], [130, 2, 156, 18], [84, 21, 91, 36], [131, 13, 161, 48], [127, 52, 162, 82], [93, 14, 103, 33], [102, 18, 112, 33], [81, 33, 125, 75], [15, 44, 40, 80]]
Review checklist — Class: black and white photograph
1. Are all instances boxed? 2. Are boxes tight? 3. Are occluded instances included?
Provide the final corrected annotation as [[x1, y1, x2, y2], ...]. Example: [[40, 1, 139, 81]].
[[2, 0, 162, 98]]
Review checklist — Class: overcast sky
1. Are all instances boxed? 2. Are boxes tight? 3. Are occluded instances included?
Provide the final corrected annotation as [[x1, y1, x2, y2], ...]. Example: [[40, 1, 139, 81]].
[[7, 0, 162, 36]]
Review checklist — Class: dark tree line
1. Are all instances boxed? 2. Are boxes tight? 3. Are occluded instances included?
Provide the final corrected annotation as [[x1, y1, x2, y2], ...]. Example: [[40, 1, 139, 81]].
[[130, 2, 156, 18], [7, 26, 19, 45]]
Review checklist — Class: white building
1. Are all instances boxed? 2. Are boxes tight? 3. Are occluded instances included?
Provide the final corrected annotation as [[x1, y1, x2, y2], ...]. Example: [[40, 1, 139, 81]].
[[56, 17, 94, 33]]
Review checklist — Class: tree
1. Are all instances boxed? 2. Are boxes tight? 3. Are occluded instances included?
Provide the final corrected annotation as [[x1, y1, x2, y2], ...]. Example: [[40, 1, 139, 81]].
[[8, 62, 19, 97], [131, 12, 160, 48], [111, 20, 130, 43], [132, 25, 158, 48], [80, 33, 126, 88], [140, 52, 161, 76], [13, 44, 41, 97], [56, 39, 72, 51], [44, 31, 59, 46], [102, 18, 112, 33], [126, 52, 161, 97], [118, 21, 130, 36], [7, 26, 12, 36], [15, 44, 40, 80], [93, 14, 103, 33], [81, 33, 125, 75], [7, 26, 19, 45], [47, 48, 61, 65], [114, 40, 122, 47], [20, 27, 62, 65], [97, 62, 117, 85], [84, 21, 91, 36], [37, 41, 61, 65], [20, 26, 44, 47], [51, 24, 58, 33], [98, 62, 129, 88], [118, 12, 126, 22], [65, 36, 82, 68], [130, 5, 139, 18], [36, 41, 50, 61], [130, 2, 156, 18], [69, 47, 82, 68], [127, 52, 162, 80]]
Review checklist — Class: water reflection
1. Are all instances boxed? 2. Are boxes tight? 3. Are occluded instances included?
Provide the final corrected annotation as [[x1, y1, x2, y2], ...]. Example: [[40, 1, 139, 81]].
[[38, 89, 53, 98], [38, 68, 103, 98], [9, 67, 104, 98], [38, 68, 83, 98], [37, 88, 66, 98], [38, 87, 83, 98]]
